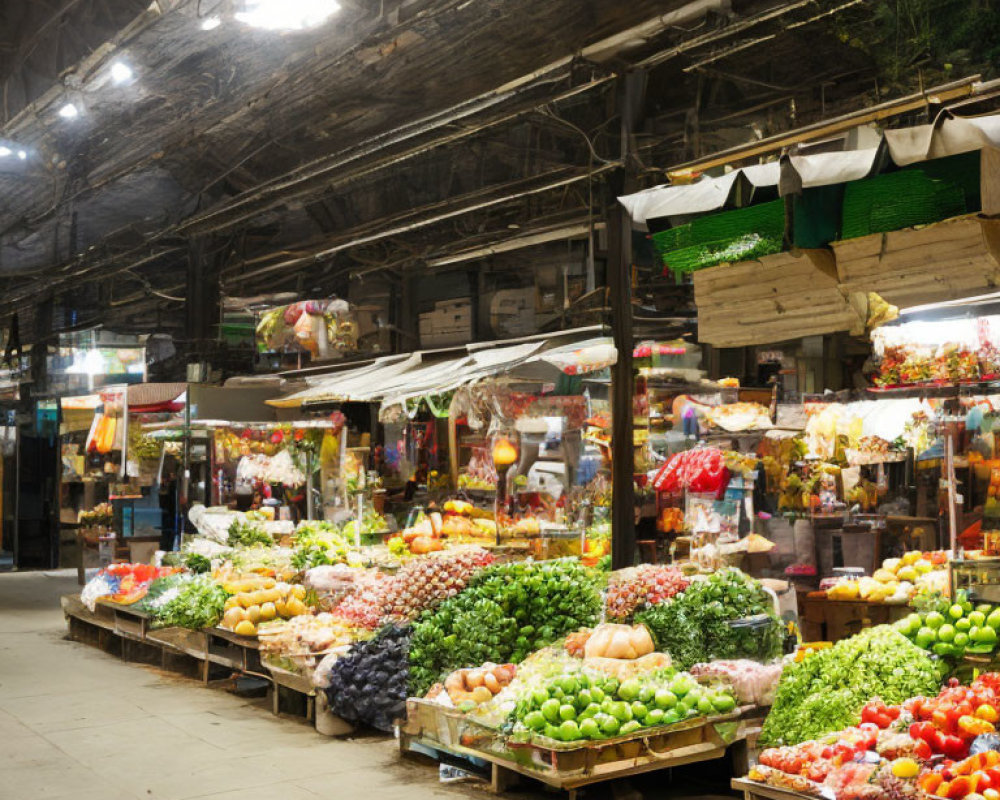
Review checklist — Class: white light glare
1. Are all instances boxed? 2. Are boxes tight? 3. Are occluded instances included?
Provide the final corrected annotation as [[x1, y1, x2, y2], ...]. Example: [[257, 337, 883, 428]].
[[0, 147, 11, 158], [17, 150, 26, 160], [58, 103, 79, 119], [235, 0, 341, 31], [200, 16, 221, 30], [110, 61, 134, 84]]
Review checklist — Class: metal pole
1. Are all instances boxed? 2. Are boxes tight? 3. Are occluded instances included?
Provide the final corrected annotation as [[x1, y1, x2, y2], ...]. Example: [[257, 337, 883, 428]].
[[306, 450, 315, 521], [946, 433, 959, 556]]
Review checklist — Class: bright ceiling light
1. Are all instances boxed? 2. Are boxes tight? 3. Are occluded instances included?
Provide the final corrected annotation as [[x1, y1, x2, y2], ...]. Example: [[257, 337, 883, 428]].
[[200, 16, 221, 31], [17, 150, 26, 160], [235, 0, 341, 31], [0, 147, 11, 158], [58, 102, 79, 120], [110, 61, 134, 84]]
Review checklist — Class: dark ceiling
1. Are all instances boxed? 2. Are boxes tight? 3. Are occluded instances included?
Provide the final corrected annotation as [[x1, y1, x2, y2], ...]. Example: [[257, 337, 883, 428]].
[[0, 0, 997, 347]]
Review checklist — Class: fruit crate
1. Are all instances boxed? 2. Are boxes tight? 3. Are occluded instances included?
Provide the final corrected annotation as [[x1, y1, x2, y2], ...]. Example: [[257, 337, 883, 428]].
[[504, 709, 742, 778], [401, 700, 750, 799], [402, 698, 505, 754]]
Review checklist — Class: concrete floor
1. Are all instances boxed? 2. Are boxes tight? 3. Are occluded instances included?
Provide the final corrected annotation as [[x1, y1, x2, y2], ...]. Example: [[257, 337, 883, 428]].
[[0, 570, 735, 800]]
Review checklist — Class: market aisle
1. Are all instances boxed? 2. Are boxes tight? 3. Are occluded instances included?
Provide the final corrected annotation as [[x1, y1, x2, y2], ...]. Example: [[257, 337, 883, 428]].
[[0, 571, 502, 800]]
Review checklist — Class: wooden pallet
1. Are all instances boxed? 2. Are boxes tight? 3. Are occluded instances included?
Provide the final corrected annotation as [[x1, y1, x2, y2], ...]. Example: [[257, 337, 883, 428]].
[[62, 593, 313, 720], [400, 698, 752, 800]]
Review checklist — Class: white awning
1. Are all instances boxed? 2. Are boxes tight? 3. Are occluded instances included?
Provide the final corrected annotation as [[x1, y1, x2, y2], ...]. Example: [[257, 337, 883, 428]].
[[884, 111, 1000, 165], [267, 329, 618, 414], [266, 353, 418, 408], [618, 148, 881, 228]]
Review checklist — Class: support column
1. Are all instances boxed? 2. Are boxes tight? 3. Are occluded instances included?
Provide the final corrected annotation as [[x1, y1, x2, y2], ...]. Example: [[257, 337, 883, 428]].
[[608, 178, 635, 570], [609, 71, 645, 570], [185, 238, 221, 372]]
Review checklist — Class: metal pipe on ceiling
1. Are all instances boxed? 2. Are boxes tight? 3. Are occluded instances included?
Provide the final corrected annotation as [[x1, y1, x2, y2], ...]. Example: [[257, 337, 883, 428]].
[[223, 163, 617, 286], [424, 220, 605, 268]]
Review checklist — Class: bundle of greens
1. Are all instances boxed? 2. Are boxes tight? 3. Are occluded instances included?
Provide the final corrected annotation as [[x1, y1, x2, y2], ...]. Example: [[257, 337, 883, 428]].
[[149, 574, 229, 630], [635, 568, 783, 670], [291, 522, 350, 570], [227, 518, 272, 548], [409, 559, 603, 695], [161, 551, 212, 574], [759, 625, 942, 747]]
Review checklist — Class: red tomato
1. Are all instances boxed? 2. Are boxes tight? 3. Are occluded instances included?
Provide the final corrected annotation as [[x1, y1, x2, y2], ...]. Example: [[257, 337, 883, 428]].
[[948, 776, 972, 799]]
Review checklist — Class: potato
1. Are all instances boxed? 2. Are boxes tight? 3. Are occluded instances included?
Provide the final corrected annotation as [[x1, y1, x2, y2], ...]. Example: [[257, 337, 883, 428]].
[[245, 604, 262, 624], [471, 686, 493, 704], [483, 672, 501, 694], [465, 670, 485, 689]]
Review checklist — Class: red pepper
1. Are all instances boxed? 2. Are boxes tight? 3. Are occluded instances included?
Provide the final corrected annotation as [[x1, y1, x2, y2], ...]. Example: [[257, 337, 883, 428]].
[[942, 734, 968, 761]]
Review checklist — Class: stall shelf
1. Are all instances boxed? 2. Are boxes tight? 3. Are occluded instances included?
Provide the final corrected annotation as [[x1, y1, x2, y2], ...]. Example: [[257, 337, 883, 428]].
[[732, 778, 811, 800], [61, 593, 316, 719], [401, 698, 751, 800]]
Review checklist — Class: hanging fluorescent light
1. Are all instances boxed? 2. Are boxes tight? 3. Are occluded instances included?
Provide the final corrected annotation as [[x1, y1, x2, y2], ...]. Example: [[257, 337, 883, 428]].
[[58, 102, 79, 119], [235, 0, 341, 31], [0, 147, 11, 158], [110, 61, 134, 85], [200, 16, 221, 30]]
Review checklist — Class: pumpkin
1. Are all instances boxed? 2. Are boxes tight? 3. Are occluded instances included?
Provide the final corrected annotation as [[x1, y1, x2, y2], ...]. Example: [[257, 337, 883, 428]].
[[583, 623, 656, 660]]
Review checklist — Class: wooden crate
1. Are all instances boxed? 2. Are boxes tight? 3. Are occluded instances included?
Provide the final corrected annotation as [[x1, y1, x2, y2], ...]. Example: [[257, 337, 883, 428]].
[[694, 249, 865, 347], [803, 594, 910, 642], [833, 215, 1000, 308], [401, 700, 748, 799]]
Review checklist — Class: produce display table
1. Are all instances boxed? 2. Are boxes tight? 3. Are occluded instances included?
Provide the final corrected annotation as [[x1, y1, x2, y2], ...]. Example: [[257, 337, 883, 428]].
[[62, 594, 314, 718], [801, 594, 909, 642], [732, 777, 810, 800], [400, 698, 752, 799]]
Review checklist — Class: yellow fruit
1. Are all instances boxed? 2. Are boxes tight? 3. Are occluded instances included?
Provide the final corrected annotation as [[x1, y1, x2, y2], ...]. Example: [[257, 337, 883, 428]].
[[223, 597, 239, 611], [260, 601, 277, 621], [883, 558, 901, 574], [891, 758, 919, 779], [291, 585, 306, 601], [222, 607, 245, 629], [902, 551, 921, 566], [897, 566, 918, 583], [262, 577, 276, 589], [233, 620, 256, 636], [914, 559, 933, 575], [284, 598, 308, 618], [261, 588, 281, 604], [275, 599, 288, 617], [237, 592, 254, 609], [873, 569, 897, 583], [245, 604, 262, 624]]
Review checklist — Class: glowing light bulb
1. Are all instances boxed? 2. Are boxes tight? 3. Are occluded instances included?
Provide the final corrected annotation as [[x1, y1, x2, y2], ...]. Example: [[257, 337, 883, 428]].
[[58, 103, 79, 120], [200, 16, 221, 30], [110, 61, 133, 84]]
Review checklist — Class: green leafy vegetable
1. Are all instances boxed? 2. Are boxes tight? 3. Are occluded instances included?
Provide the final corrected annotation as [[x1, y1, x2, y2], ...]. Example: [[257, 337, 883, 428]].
[[759, 625, 942, 747], [636, 568, 783, 669], [149, 574, 230, 630], [409, 559, 603, 695], [227, 518, 272, 547]]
